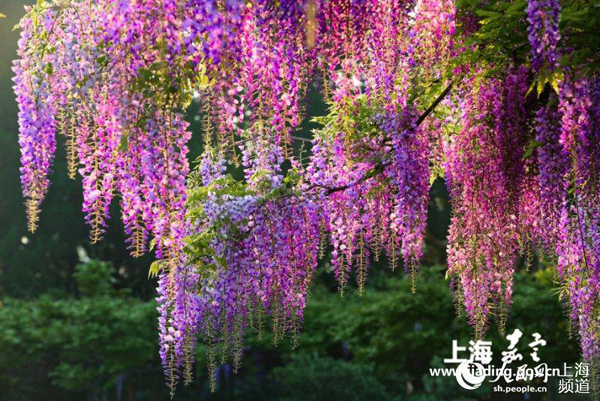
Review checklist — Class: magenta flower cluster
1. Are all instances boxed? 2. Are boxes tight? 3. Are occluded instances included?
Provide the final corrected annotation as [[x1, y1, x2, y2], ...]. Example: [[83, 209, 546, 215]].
[[445, 68, 531, 336]]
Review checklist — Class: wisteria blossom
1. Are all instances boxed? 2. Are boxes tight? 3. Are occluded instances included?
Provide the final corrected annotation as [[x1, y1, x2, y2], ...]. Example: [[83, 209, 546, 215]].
[[13, 0, 600, 394], [527, 0, 561, 71]]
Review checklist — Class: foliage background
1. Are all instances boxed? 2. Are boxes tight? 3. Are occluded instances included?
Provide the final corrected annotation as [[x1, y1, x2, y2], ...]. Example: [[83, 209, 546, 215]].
[[0, 1, 589, 400]]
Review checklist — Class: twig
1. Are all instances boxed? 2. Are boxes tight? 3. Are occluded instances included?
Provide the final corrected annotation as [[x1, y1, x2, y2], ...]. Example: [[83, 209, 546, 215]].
[[416, 83, 453, 126], [292, 135, 312, 143], [324, 162, 389, 195]]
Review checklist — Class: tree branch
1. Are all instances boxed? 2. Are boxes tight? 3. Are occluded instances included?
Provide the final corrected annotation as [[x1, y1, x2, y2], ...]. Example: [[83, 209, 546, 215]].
[[324, 162, 388, 195], [317, 82, 453, 196], [415, 83, 453, 126], [292, 135, 312, 143]]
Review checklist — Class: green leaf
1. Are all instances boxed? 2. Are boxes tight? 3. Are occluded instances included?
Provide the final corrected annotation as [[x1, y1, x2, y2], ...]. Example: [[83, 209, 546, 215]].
[[479, 15, 502, 24], [44, 62, 54, 75], [148, 260, 161, 279], [96, 55, 109, 67], [537, 76, 546, 97], [495, 1, 512, 11], [117, 134, 129, 152], [526, 77, 537, 96], [549, 69, 564, 94], [505, 0, 526, 14], [475, 10, 500, 17], [533, 67, 550, 97], [522, 140, 543, 160]]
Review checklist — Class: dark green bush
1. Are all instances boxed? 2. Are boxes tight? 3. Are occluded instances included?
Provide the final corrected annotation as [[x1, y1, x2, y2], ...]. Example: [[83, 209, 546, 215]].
[[269, 354, 389, 401]]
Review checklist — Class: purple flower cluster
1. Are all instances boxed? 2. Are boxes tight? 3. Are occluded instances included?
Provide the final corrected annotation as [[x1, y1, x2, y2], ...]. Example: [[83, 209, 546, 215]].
[[13, 7, 59, 233], [199, 0, 314, 161], [15, 2, 193, 389], [382, 108, 430, 277], [535, 104, 568, 247], [187, 155, 322, 390], [552, 75, 600, 362], [527, 0, 561, 71]]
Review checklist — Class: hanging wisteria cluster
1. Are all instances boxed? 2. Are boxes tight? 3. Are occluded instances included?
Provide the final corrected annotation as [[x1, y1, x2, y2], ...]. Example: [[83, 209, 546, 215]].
[[445, 67, 530, 338], [13, 0, 600, 394], [526, 0, 560, 71]]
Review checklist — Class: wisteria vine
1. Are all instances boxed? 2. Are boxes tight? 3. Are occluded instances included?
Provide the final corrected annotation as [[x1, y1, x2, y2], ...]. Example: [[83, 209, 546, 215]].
[[13, 0, 600, 394]]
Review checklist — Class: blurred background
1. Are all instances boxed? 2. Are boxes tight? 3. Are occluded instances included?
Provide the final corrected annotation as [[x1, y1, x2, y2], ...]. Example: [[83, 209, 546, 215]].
[[0, 1, 587, 400]]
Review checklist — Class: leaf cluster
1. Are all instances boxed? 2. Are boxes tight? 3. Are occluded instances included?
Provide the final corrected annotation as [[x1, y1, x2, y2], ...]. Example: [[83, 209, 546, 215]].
[[457, 0, 600, 91]]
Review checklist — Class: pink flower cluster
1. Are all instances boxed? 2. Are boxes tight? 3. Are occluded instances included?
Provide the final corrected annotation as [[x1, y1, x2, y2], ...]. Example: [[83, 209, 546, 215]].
[[444, 72, 528, 336]]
